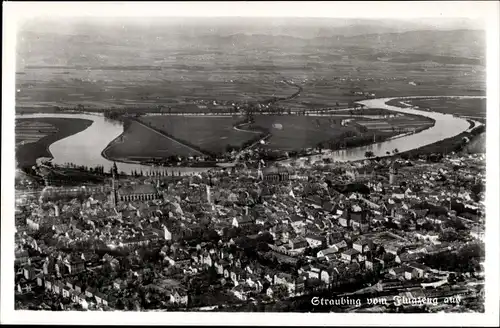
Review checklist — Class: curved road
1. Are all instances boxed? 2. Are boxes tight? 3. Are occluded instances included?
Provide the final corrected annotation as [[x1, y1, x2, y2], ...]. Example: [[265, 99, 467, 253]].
[[233, 121, 262, 134]]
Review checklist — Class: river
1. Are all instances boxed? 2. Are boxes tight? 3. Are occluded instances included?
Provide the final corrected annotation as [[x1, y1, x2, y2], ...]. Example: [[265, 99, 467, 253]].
[[279, 95, 483, 165], [15, 112, 211, 176], [16, 96, 483, 174]]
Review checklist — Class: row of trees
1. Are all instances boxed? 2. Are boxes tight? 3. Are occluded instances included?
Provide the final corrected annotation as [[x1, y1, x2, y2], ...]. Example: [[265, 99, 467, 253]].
[[313, 134, 395, 155], [129, 169, 183, 177], [60, 162, 107, 174], [364, 148, 399, 159], [423, 242, 484, 274]]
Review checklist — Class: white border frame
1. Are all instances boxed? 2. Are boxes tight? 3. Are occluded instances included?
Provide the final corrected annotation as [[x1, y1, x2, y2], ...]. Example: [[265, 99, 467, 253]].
[[2, 1, 499, 326]]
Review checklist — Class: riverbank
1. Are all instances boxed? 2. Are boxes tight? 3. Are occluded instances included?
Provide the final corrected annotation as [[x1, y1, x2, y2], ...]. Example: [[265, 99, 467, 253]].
[[17, 95, 479, 174], [279, 96, 473, 165], [399, 124, 486, 159], [16, 117, 93, 168], [100, 121, 218, 174], [387, 97, 486, 121], [282, 121, 436, 164], [101, 151, 220, 170], [382, 97, 486, 157], [98, 81, 300, 165]]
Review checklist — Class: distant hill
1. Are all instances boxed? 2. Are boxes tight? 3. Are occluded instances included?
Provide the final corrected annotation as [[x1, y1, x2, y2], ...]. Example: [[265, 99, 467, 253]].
[[19, 17, 483, 38], [16, 18, 486, 70], [188, 29, 485, 62], [339, 29, 485, 58]]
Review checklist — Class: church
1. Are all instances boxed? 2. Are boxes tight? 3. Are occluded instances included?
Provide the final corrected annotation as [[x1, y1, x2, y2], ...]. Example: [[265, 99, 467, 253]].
[[115, 184, 161, 202], [109, 163, 162, 206], [262, 166, 293, 182]]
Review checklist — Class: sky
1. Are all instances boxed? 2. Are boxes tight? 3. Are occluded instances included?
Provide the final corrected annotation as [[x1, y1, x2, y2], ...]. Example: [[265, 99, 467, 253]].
[[7, 2, 491, 36], [5, 1, 495, 20]]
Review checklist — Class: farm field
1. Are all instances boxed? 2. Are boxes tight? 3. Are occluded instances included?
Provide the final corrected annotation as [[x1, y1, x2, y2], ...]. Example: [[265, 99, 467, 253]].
[[248, 114, 435, 151], [16, 121, 58, 145], [404, 98, 486, 122], [15, 25, 485, 115], [114, 113, 436, 157], [326, 107, 401, 116], [15, 117, 93, 168], [248, 115, 356, 151], [15, 62, 485, 114], [354, 115, 435, 133], [138, 116, 260, 154], [14, 67, 302, 113], [102, 119, 203, 161]]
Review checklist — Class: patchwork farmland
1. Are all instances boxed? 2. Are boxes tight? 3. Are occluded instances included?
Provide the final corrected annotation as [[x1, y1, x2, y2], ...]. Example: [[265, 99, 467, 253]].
[[16, 121, 58, 146], [15, 117, 93, 168]]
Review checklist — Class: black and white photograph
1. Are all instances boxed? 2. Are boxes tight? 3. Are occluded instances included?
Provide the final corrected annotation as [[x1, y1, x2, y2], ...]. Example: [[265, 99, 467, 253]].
[[2, 1, 499, 326]]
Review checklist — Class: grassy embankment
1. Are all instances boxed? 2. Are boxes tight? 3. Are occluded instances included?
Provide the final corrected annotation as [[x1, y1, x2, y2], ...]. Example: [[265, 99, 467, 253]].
[[386, 99, 486, 157], [15, 117, 93, 168]]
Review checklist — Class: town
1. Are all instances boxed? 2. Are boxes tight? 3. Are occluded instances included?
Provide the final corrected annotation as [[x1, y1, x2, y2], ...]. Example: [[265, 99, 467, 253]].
[[14, 152, 486, 313]]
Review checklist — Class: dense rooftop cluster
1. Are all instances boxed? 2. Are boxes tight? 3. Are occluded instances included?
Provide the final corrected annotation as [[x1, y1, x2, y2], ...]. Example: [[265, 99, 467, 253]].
[[14, 153, 485, 312]]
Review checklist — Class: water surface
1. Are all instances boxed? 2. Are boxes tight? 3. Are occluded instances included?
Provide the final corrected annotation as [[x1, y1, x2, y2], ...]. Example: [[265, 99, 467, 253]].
[[16, 96, 481, 173]]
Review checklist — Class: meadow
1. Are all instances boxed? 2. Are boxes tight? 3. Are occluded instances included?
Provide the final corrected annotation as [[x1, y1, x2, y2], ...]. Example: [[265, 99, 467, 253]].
[[100, 111, 436, 160], [247, 114, 434, 151], [16, 121, 58, 145], [249, 115, 355, 151], [102, 119, 202, 162], [138, 116, 260, 154], [140, 115, 360, 154], [354, 115, 435, 133], [15, 117, 93, 168], [405, 98, 486, 121]]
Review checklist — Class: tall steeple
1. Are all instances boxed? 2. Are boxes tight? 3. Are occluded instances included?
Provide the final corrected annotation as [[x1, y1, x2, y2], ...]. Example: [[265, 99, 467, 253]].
[[112, 161, 118, 177], [257, 161, 264, 181], [389, 163, 397, 185], [111, 166, 117, 207], [206, 184, 212, 205]]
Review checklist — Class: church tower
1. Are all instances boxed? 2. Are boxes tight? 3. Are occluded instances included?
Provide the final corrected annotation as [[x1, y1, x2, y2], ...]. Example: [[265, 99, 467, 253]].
[[111, 162, 118, 207], [389, 164, 397, 185], [206, 184, 212, 205], [257, 162, 264, 181]]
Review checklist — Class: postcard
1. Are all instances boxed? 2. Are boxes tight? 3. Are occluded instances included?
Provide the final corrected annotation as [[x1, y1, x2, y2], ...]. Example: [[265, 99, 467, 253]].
[[2, 1, 499, 326]]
